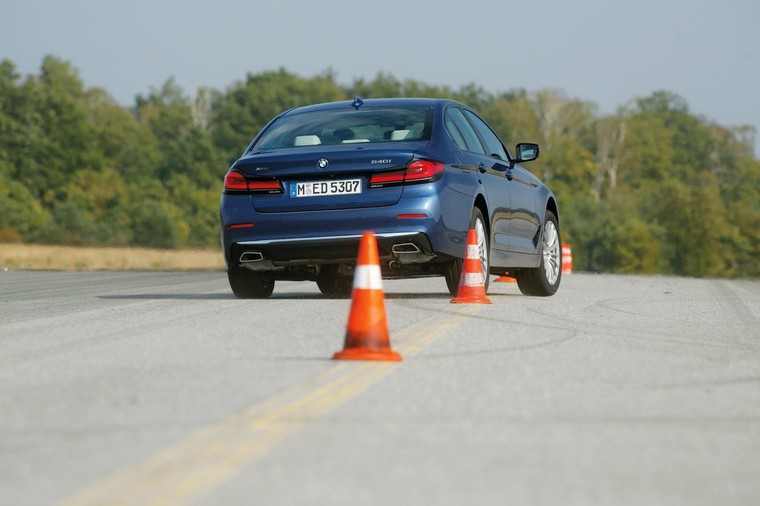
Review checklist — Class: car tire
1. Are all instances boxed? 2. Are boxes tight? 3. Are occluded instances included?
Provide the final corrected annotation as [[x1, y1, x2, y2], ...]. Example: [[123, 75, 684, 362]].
[[445, 207, 490, 296], [516, 210, 561, 296], [227, 266, 275, 299], [316, 272, 354, 298]]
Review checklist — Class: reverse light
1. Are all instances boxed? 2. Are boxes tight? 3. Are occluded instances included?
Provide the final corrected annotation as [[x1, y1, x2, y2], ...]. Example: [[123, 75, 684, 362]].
[[369, 160, 445, 188]]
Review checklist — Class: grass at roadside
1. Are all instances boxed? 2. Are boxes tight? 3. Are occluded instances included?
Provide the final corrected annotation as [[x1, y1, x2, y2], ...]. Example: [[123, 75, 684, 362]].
[[0, 243, 225, 272]]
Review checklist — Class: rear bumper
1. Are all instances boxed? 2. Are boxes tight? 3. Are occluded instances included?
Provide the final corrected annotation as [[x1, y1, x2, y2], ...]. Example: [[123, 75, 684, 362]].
[[230, 231, 435, 267], [220, 187, 473, 273]]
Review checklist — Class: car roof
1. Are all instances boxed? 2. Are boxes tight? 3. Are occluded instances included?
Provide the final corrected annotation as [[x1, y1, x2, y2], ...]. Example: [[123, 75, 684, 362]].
[[281, 97, 464, 116]]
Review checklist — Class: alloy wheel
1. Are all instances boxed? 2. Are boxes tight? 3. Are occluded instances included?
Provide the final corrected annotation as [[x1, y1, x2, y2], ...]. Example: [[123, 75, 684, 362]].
[[542, 220, 561, 285]]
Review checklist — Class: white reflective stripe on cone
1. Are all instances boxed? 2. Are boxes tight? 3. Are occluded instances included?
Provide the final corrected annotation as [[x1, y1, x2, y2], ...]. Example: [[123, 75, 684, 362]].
[[465, 244, 479, 258], [462, 272, 484, 287], [353, 265, 383, 290]]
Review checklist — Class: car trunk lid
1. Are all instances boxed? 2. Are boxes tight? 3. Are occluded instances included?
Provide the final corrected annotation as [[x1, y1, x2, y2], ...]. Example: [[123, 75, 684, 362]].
[[233, 146, 417, 213]]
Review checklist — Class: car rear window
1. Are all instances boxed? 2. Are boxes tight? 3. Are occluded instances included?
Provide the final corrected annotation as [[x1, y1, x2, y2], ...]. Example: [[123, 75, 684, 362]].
[[251, 107, 433, 150]]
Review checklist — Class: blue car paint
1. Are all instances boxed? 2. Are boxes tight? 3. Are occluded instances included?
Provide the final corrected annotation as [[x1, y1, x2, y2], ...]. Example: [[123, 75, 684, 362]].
[[220, 98, 556, 278]]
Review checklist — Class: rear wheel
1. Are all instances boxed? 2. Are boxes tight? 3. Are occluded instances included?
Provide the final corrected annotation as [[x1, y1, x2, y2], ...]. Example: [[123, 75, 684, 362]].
[[316, 270, 353, 298], [445, 207, 490, 296], [227, 266, 275, 299], [516, 210, 561, 296]]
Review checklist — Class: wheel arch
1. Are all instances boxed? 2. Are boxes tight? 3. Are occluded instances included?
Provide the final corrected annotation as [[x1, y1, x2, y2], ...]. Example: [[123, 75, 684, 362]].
[[474, 193, 490, 236], [545, 196, 559, 226]]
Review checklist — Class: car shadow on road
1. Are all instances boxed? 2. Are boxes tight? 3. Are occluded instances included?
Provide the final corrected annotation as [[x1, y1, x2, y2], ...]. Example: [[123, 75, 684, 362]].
[[98, 293, 236, 300], [386, 293, 452, 299], [266, 292, 453, 300], [99, 291, 512, 301]]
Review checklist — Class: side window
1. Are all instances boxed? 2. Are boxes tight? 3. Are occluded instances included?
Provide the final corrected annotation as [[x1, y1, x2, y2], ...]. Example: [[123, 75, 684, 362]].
[[444, 114, 468, 151], [446, 108, 486, 155], [463, 110, 509, 161]]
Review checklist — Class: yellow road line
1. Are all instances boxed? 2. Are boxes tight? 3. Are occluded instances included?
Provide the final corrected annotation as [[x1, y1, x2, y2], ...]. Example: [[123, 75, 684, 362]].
[[58, 304, 482, 506]]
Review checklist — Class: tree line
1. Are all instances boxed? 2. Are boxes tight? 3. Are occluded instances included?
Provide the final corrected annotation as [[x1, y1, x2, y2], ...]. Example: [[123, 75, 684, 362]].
[[1, 56, 758, 278]]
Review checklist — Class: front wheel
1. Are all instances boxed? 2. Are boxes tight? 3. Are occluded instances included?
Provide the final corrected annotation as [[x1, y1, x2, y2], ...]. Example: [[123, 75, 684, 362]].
[[445, 207, 490, 296], [516, 210, 561, 296]]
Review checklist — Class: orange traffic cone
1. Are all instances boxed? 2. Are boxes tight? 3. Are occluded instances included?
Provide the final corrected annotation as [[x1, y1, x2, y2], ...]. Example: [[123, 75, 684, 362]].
[[451, 229, 492, 304], [495, 274, 516, 283], [333, 232, 402, 362], [562, 243, 573, 274]]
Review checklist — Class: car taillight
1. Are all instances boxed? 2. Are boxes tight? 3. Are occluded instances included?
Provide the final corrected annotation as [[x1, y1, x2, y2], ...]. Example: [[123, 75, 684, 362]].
[[224, 171, 248, 192], [369, 160, 445, 188], [369, 170, 406, 186], [247, 180, 283, 193], [404, 160, 445, 182], [223, 171, 283, 194]]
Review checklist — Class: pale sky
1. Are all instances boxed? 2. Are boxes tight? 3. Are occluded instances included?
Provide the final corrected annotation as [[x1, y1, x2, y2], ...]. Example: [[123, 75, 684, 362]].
[[2, 0, 759, 154]]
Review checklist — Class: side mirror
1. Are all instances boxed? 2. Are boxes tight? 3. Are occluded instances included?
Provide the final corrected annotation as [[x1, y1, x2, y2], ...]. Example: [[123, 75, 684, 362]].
[[514, 143, 540, 163]]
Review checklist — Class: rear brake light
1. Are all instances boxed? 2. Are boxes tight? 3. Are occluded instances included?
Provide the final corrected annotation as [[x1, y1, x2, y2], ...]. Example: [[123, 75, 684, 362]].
[[369, 160, 445, 188], [369, 170, 406, 186], [247, 180, 283, 192], [404, 160, 445, 182], [223, 171, 248, 191], [223, 171, 283, 194]]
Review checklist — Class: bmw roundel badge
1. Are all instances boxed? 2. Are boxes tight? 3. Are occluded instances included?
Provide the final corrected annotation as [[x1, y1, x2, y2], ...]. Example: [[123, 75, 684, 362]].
[[317, 158, 329, 169]]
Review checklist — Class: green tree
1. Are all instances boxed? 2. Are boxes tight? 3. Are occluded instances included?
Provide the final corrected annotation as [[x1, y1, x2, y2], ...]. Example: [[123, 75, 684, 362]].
[[86, 87, 161, 184], [136, 78, 223, 187], [0, 178, 52, 241], [30, 56, 103, 202], [0, 58, 757, 276], [131, 201, 181, 249]]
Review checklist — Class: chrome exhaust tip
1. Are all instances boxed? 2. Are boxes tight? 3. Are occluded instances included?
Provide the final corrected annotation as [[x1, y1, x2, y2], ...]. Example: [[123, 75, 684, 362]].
[[239, 251, 264, 263], [392, 243, 422, 254]]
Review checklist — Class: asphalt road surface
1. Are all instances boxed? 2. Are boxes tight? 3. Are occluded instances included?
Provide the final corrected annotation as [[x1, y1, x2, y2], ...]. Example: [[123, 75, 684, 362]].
[[1, 271, 759, 506]]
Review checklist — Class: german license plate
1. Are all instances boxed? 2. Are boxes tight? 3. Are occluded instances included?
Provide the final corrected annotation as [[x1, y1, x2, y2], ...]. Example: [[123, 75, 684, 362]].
[[290, 179, 361, 198]]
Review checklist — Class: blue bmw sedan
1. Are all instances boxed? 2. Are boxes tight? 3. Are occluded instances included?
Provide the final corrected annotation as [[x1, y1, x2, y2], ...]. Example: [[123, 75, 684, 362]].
[[220, 97, 561, 298]]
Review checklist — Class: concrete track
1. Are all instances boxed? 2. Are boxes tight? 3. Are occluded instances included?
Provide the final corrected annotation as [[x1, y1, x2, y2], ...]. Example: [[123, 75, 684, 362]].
[[1, 272, 758, 505]]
